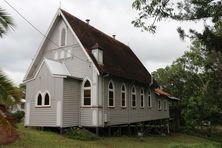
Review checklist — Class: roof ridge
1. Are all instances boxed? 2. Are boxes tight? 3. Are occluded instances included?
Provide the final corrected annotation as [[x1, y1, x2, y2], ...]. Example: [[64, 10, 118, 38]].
[[60, 9, 130, 49]]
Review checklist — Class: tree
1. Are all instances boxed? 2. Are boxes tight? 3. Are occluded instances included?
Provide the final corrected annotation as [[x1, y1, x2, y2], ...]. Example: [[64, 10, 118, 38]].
[[132, 0, 222, 52], [0, 7, 14, 37]]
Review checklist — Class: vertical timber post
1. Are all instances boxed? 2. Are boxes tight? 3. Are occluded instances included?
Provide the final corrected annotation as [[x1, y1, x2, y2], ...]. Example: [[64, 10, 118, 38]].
[[128, 124, 131, 136], [96, 127, 99, 136], [60, 128, 63, 134]]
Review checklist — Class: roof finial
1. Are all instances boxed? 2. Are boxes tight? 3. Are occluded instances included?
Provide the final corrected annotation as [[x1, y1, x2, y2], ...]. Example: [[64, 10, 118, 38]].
[[59, 1, 61, 9]]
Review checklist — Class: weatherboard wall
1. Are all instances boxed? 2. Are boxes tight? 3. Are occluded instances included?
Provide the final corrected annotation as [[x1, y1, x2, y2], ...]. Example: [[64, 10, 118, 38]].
[[103, 76, 169, 126], [25, 63, 63, 127]]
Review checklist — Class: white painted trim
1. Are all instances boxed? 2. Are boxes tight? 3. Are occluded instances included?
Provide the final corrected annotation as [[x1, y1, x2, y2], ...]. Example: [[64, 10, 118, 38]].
[[82, 77, 92, 106], [24, 9, 61, 81], [131, 85, 137, 108], [59, 10, 100, 75], [25, 102, 30, 126], [140, 88, 145, 108], [120, 83, 127, 107], [108, 80, 115, 107], [56, 101, 62, 126]]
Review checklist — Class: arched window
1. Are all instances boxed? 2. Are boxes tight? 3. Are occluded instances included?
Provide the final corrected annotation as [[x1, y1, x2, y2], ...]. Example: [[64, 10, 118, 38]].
[[54, 51, 58, 60], [66, 49, 72, 58], [163, 100, 167, 111], [44, 93, 50, 106], [131, 86, 136, 107], [121, 84, 127, 107], [158, 99, 162, 110], [60, 50, 65, 59], [83, 80, 91, 106], [140, 88, 144, 108], [37, 93, 42, 106], [60, 28, 66, 46], [108, 81, 115, 107], [148, 89, 152, 108]]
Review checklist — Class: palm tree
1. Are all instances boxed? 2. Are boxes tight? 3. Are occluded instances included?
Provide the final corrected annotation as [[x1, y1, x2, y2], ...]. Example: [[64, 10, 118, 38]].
[[0, 7, 14, 37], [0, 71, 20, 145]]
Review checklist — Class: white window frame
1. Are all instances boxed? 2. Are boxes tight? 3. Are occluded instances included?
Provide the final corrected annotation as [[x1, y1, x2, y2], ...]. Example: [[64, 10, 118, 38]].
[[108, 80, 115, 107], [35, 91, 43, 107], [43, 91, 51, 107], [121, 83, 127, 108], [140, 88, 145, 108], [158, 99, 162, 110], [54, 51, 58, 60], [66, 49, 72, 58], [82, 78, 92, 107], [148, 89, 152, 108], [60, 50, 65, 59], [131, 86, 137, 108], [59, 26, 67, 47]]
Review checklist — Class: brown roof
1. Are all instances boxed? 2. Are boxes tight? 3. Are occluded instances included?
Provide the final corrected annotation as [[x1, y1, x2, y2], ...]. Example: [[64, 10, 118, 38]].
[[61, 9, 151, 84]]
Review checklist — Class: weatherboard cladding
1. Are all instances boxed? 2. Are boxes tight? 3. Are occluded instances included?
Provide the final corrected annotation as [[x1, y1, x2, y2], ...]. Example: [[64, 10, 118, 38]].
[[103, 77, 169, 126], [61, 10, 151, 84]]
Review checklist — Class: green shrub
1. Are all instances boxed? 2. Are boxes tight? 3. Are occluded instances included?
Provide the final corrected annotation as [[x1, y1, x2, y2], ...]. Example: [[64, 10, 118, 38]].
[[64, 127, 97, 141], [13, 111, 25, 123], [168, 143, 222, 148]]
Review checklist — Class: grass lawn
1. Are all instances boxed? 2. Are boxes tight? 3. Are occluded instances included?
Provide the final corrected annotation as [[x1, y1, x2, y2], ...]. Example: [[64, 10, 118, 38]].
[[1, 124, 221, 148]]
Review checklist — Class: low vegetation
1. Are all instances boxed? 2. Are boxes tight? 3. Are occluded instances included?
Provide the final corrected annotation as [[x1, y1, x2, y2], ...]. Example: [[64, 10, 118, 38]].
[[64, 127, 97, 141], [1, 123, 221, 148]]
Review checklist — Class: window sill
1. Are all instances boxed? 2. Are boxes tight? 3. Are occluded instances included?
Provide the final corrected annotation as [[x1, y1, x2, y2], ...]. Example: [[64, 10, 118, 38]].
[[108, 106, 115, 109], [131, 107, 137, 109], [140, 107, 145, 109], [35, 106, 51, 108], [121, 106, 127, 109]]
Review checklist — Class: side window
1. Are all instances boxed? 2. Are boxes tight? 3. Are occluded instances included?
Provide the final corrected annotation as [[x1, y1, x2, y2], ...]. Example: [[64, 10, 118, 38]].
[[131, 86, 136, 107], [54, 51, 58, 60], [83, 80, 91, 106], [37, 93, 42, 106], [140, 88, 145, 108], [164, 100, 167, 110], [148, 89, 152, 108], [60, 50, 65, 59], [158, 99, 162, 110], [66, 49, 72, 58], [60, 28, 66, 47], [108, 81, 115, 107], [121, 84, 127, 107], [44, 93, 50, 106]]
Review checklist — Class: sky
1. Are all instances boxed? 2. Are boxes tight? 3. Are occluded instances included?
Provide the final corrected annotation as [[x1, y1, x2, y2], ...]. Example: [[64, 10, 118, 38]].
[[0, 0, 203, 86]]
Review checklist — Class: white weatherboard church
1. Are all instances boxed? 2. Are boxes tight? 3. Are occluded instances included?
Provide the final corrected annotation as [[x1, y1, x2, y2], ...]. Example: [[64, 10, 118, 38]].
[[23, 9, 176, 131]]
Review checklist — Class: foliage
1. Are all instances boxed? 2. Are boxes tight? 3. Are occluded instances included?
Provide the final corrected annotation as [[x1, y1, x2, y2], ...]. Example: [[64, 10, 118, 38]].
[[64, 127, 97, 141], [0, 70, 21, 107], [168, 143, 222, 148], [0, 7, 14, 37], [12, 111, 25, 123], [152, 23, 222, 127]]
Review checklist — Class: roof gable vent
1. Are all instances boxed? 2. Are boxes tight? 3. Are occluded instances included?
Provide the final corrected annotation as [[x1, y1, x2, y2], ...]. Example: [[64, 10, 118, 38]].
[[91, 43, 103, 65]]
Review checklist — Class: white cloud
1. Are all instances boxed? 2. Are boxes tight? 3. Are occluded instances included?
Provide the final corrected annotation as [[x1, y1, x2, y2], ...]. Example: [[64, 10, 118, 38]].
[[0, 0, 202, 85]]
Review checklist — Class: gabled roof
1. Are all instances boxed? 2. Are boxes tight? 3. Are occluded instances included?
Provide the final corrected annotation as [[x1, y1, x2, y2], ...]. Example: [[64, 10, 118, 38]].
[[154, 88, 180, 101], [44, 59, 70, 76], [24, 58, 70, 83], [61, 9, 151, 84]]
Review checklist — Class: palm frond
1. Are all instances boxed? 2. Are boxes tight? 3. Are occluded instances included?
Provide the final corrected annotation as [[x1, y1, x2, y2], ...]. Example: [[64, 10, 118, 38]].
[[0, 7, 14, 37]]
